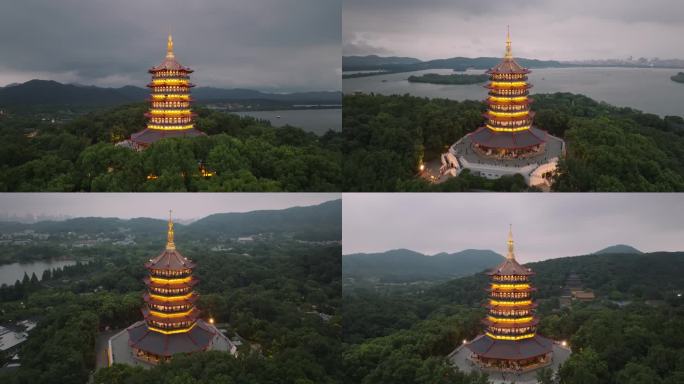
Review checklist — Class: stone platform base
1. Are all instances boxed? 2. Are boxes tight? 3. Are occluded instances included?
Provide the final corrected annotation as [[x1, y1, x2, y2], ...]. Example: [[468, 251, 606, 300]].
[[448, 343, 572, 384]]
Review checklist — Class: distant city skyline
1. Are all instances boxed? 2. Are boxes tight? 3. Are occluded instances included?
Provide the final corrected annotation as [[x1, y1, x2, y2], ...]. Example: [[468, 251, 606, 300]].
[[343, 194, 684, 262], [343, 0, 684, 61], [0, 193, 339, 221], [0, 0, 340, 92]]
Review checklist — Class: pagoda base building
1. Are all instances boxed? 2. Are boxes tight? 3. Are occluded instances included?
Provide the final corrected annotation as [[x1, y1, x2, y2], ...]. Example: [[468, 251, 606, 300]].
[[119, 35, 206, 151], [440, 29, 565, 189], [448, 227, 571, 383], [108, 213, 236, 367]]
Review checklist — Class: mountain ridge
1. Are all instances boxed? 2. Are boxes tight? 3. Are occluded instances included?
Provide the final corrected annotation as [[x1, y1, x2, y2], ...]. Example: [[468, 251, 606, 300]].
[[0, 79, 342, 107]]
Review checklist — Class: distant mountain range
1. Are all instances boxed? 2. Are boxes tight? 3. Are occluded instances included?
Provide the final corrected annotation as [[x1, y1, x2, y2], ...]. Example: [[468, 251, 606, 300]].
[[593, 244, 643, 255], [344, 244, 649, 283], [0, 200, 341, 241], [342, 55, 684, 73], [0, 79, 341, 107], [342, 249, 504, 282], [342, 55, 568, 72]]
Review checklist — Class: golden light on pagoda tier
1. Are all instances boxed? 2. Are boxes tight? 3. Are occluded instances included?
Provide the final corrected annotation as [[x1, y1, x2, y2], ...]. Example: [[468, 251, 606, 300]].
[[144, 34, 197, 132], [483, 225, 539, 342], [142, 211, 200, 335]]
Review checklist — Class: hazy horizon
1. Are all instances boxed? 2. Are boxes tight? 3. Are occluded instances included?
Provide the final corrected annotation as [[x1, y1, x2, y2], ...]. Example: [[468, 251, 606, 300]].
[[0, 0, 341, 92], [343, 194, 684, 262], [0, 193, 340, 221], [343, 0, 684, 61]]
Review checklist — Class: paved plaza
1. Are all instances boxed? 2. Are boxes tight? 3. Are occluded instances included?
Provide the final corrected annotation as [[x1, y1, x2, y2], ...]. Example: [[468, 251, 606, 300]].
[[449, 343, 572, 384]]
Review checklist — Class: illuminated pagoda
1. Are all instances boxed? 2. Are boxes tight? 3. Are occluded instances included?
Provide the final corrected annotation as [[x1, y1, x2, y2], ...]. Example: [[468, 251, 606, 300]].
[[470, 27, 545, 159], [445, 28, 565, 188], [107, 212, 235, 367], [449, 226, 570, 379], [130, 35, 205, 149]]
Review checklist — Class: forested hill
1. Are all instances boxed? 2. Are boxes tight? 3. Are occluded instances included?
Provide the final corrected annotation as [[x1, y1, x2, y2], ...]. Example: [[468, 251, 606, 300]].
[[0, 79, 341, 107], [0, 199, 341, 240], [343, 251, 684, 384], [342, 55, 566, 72], [343, 248, 504, 282], [593, 244, 643, 255]]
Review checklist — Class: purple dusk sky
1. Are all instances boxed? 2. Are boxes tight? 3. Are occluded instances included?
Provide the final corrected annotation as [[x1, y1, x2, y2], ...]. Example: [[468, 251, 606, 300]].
[[343, 193, 684, 262]]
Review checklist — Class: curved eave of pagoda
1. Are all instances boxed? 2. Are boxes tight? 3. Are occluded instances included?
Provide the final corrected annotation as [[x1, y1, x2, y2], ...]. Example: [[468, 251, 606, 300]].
[[147, 83, 196, 88], [486, 302, 538, 310], [144, 259, 196, 271], [143, 292, 198, 305], [484, 83, 533, 90], [486, 67, 530, 75], [147, 97, 194, 102], [149, 67, 193, 74], [142, 307, 200, 322], [481, 318, 539, 328], [143, 277, 199, 290], [486, 287, 537, 293], [486, 98, 533, 106], [144, 112, 198, 119], [483, 111, 536, 121]]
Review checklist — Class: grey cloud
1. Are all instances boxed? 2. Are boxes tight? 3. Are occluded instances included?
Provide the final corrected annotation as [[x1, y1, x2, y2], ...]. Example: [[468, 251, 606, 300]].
[[342, 194, 684, 262], [0, 0, 340, 91]]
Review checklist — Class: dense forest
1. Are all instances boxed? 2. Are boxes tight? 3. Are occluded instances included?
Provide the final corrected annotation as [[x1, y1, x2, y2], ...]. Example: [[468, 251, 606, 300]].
[[407, 73, 489, 85], [342, 251, 684, 384], [342, 93, 684, 191], [0, 233, 341, 383], [0, 103, 342, 191]]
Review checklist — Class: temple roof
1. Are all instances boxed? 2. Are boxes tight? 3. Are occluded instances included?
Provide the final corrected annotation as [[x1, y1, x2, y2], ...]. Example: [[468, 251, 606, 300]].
[[127, 319, 215, 357], [131, 127, 205, 146], [150, 35, 193, 73], [486, 27, 529, 75], [145, 213, 196, 271], [470, 126, 546, 150], [466, 334, 553, 360]]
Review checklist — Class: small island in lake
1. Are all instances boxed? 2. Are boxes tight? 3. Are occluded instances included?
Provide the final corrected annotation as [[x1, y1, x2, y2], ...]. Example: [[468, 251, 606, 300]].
[[671, 72, 684, 83], [407, 73, 489, 84]]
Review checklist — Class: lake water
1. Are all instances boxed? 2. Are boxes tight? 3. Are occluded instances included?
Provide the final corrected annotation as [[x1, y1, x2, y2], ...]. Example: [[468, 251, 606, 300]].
[[235, 109, 342, 135], [343, 67, 684, 117], [0, 259, 78, 286]]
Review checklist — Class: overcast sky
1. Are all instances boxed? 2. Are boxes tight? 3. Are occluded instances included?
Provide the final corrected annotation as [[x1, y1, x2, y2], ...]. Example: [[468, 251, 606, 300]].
[[0, 0, 340, 92], [343, 0, 684, 61], [343, 194, 684, 262], [0, 193, 339, 222]]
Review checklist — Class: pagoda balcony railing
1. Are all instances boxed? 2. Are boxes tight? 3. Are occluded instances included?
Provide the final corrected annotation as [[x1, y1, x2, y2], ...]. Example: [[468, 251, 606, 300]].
[[151, 70, 191, 77], [489, 104, 529, 112], [489, 89, 529, 97], [152, 102, 192, 109], [148, 319, 196, 330], [150, 87, 193, 94], [149, 286, 192, 295], [488, 326, 536, 335], [489, 310, 534, 318], [487, 119, 532, 129], [149, 117, 193, 124], [149, 269, 192, 278], [491, 74, 528, 81], [491, 275, 532, 282], [490, 292, 532, 299], [149, 303, 193, 313]]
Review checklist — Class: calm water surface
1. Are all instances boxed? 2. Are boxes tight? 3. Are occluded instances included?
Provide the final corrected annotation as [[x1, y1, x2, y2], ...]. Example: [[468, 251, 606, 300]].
[[235, 109, 342, 135], [0, 260, 78, 286], [343, 67, 684, 117]]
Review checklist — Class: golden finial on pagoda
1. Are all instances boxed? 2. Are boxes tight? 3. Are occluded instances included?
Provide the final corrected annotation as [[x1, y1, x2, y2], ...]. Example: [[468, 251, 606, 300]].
[[506, 224, 515, 260], [504, 25, 512, 59], [166, 34, 175, 59], [166, 210, 175, 250]]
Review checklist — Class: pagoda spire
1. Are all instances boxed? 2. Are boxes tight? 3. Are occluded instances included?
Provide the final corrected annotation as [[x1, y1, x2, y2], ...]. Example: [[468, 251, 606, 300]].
[[166, 210, 175, 250], [504, 25, 512, 59], [506, 224, 515, 260], [166, 34, 175, 59]]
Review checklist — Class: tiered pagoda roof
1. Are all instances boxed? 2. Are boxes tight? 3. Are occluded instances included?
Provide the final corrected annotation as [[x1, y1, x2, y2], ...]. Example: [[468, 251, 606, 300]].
[[130, 35, 205, 149], [466, 226, 552, 362], [128, 211, 215, 360], [471, 28, 545, 152]]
